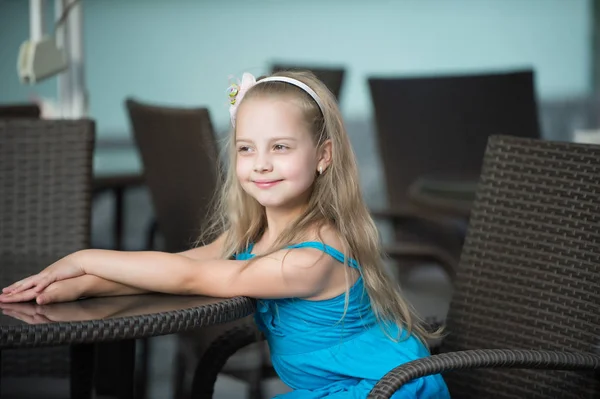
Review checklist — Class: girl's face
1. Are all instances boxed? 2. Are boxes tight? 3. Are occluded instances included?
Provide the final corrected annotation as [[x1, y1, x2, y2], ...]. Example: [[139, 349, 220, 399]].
[[235, 96, 323, 212]]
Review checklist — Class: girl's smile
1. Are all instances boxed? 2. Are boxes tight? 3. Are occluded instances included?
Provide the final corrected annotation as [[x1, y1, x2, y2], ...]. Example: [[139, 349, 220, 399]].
[[253, 179, 283, 189]]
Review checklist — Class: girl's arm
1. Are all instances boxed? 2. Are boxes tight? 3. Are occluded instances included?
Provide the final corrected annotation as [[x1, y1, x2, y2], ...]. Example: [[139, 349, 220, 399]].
[[0, 234, 226, 304], [0, 272, 148, 304], [4, 245, 338, 300], [79, 233, 226, 295], [79, 247, 336, 298], [83, 233, 226, 297], [74, 275, 147, 297]]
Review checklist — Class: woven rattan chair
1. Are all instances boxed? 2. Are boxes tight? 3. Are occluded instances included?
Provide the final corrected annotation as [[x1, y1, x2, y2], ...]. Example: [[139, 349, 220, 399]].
[[368, 70, 541, 281], [271, 64, 345, 101], [125, 98, 219, 398], [125, 99, 271, 398], [125, 98, 219, 253], [369, 135, 600, 398], [0, 119, 95, 398], [0, 103, 41, 119]]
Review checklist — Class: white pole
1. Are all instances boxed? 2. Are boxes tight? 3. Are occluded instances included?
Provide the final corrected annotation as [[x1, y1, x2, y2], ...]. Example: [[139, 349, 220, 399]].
[[55, 0, 69, 118], [29, 0, 45, 42], [66, 0, 87, 118]]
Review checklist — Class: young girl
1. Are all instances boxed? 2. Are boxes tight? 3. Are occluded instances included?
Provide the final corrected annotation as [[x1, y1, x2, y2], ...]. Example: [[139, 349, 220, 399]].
[[0, 71, 449, 398]]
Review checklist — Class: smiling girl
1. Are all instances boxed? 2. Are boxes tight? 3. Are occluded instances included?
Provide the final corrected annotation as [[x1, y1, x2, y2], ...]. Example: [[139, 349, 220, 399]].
[[1, 71, 449, 398]]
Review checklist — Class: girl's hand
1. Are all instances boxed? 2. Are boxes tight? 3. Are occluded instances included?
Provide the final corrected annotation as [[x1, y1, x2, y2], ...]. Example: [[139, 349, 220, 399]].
[[1, 253, 86, 298], [0, 277, 86, 304]]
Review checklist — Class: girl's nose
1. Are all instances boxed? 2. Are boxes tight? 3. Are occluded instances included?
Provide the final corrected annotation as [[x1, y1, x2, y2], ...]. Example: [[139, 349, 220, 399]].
[[253, 153, 273, 173]]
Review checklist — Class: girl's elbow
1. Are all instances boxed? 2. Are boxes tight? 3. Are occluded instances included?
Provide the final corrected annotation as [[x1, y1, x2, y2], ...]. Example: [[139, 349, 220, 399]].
[[182, 276, 236, 297], [180, 274, 217, 296], [180, 276, 203, 295]]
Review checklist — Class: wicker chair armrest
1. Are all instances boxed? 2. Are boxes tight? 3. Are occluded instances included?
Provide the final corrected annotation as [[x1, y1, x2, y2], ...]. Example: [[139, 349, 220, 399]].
[[190, 321, 266, 397], [368, 349, 600, 399], [406, 176, 477, 219], [383, 242, 459, 275], [370, 207, 466, 238], [370, 206, 441, 223]]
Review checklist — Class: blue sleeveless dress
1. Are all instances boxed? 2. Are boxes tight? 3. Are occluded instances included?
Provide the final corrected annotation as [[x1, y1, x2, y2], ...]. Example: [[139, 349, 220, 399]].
[[236, 242, 450, 398]]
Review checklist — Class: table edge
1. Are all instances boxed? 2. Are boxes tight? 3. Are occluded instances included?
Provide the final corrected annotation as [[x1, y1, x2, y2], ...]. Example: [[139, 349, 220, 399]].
[[0, 296, 256, 349]]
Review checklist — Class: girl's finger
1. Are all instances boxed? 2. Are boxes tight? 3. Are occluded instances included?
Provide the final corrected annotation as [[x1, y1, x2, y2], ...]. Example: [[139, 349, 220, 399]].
[[33, 275, 56, 294], [36, 285, 67, 305], [3, 280, 27, 293], [13, 275, 49, 294], [5, 275, 38, 291], [0, 289, 39, 303], [4, 276, 40, 294]]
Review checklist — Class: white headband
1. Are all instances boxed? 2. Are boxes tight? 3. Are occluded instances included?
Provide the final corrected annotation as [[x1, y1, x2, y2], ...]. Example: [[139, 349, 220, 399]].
[[259, 76, 325, 113], [227, 73, 325, 127]]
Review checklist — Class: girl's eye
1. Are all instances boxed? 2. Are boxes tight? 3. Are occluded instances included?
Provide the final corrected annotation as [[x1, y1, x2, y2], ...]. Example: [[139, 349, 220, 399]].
[[273, 144, 288, 151], [237, 146, 251, 153]]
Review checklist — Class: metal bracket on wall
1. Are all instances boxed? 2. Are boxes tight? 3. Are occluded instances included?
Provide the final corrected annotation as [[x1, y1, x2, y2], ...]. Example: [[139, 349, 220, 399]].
[[594, 0, 600, 94]]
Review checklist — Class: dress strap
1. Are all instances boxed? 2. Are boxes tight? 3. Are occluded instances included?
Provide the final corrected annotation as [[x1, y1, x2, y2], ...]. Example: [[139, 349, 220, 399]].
[[285, 241, 360, 269]]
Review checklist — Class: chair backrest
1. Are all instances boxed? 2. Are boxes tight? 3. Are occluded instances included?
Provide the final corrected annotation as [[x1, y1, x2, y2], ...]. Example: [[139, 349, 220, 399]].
[[0, 103, 41, 119], [125, 98, 219, 253], [0, 119, 94, 382], [0, 119, 94, 279], [440, 135, 600, 398], [368, 70, 541, 206], [271, 64, 345, 101]]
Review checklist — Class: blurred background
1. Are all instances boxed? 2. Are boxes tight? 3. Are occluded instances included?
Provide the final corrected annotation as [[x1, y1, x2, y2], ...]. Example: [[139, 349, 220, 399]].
[[2, 0, 598, 243], [1, 0, 599, 398]]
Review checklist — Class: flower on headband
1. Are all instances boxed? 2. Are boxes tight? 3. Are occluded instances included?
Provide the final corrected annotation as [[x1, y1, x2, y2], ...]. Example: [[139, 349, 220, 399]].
[[226, 84, 239, 105], [228, 72, 257, 127]]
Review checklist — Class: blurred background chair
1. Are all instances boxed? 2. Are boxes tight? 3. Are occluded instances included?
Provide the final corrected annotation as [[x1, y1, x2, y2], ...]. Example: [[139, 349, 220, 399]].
[[0, 119, 95, 398], [0, 103, 41, 119], [125, 99, 272, 399], [370, 135, 600, 398], [368, 69, 541, 282], [125, 98, 219, 253], [271, 63, 346, 101], [125, 98, 219, 398]]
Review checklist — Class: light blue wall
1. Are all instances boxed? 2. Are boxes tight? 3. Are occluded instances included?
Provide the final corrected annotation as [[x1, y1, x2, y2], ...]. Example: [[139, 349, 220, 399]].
[[0, 0, 593, 139], [0, 0, 57, 102]]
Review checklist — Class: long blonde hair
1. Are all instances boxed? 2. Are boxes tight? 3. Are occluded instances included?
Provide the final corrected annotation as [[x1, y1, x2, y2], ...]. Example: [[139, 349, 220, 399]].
[[201, 71, 438, 342]]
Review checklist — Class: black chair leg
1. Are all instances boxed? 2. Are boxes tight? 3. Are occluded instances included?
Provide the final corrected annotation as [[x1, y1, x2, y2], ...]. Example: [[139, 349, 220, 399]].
[[248, 342, 270, 399], [0, 350, 3, 397], [247, 365, 264, 399], [190, 325, 259, 399], [173, 351, 188, 399], [135, 338, 150, 399]]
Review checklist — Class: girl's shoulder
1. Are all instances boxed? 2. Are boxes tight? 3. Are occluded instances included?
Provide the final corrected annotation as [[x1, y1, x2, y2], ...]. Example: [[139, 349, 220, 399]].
[[289, 224, 354, 266], [310, 223, 344, 250], [258, 224, 345, 269], [287, 224, 347, 254]]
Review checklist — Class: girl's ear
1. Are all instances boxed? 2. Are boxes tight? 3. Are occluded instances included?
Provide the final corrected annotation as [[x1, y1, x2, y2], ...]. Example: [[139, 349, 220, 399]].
[[317, 139, 333, 171]]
